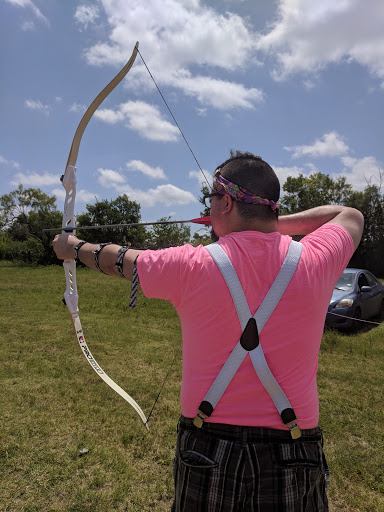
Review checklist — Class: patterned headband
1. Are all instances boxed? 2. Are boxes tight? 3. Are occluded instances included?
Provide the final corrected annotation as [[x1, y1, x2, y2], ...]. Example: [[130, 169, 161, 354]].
[[212, 169, 281, 211]]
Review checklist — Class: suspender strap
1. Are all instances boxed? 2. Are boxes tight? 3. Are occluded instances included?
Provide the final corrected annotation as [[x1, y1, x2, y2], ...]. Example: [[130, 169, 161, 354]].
[[204, 243, 251, 329], [205, 240, 303, 331], [194, 241, 303, 438]]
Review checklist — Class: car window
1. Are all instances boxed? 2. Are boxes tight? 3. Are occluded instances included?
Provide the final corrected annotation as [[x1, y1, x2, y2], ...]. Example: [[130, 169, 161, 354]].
[[365, 273, 377, 287], [335, 272, 354, 290], [358, 274, 369, 289]]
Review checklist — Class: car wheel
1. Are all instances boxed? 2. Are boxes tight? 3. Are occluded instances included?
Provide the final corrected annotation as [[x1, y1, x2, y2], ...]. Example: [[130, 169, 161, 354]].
[[352, 307, 362, 330]]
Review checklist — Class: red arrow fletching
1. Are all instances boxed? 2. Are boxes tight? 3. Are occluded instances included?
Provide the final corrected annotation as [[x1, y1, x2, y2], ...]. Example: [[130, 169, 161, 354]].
[[190, 216, 211, 225]]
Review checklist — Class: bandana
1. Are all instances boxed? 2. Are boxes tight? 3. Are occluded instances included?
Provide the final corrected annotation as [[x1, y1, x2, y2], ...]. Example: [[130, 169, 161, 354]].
[[212, 169, 281, 211]]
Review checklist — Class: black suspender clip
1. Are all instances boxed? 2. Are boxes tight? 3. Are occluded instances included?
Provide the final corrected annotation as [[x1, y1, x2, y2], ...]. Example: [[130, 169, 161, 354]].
[[281, 408, 302, 439], [193, 400, 213, 428]]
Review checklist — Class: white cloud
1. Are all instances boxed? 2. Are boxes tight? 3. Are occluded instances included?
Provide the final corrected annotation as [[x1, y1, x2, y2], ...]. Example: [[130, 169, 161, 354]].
[[95, 0, 256, 69], [97, 168, 127, 188], [273, 165, 305, 186], [126, 160, 166, 180], [279, 130, 383, 191], [81, 0, 261, 112], [69, 103, 87, 113], [76, 189, 98, 203], [21, 19, 35, 31], [94, 100, 180, 141], [171, 72, 264, 110], [6, 168, 97, 204], [96, 168, 196, 206], [189, 169, 211, 187], [25, 99, 50, 116], [255, 0, 384, 85], [303, 80, 316, 90], [121, 183, 196, 207], [338, 155, 383, 190], [0, 155, 20, 169], [93, 108, 125, 124], [10, 172, 58, 187], [5, 0, 49, 25], [284, 132, 349, 159], [304, 162, 319, 173], [196, 107, 207, 117], [74, 4, 100, 29]]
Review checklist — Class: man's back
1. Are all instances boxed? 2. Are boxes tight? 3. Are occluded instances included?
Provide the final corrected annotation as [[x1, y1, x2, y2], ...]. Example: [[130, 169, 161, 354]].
[[138, 222, 354, 429]]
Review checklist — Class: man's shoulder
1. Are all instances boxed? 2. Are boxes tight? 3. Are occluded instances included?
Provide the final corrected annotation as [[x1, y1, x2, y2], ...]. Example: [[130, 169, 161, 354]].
[[301, 222, 352, 245], [300, 223, 355, 273]]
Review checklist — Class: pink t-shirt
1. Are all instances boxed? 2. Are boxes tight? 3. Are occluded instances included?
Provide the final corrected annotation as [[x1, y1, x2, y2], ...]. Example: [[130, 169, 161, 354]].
[[137, 223, 354, 429]]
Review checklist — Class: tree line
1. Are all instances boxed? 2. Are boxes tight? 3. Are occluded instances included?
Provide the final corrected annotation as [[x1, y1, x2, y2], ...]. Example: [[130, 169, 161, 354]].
[[1, 172, 384, 276], [0, 185, 204, 265], [280, 172, 384, 276]]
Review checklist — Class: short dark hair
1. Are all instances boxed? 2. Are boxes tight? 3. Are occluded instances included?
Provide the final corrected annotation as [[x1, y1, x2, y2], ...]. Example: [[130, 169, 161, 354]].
[[216, 150, 280, 221]]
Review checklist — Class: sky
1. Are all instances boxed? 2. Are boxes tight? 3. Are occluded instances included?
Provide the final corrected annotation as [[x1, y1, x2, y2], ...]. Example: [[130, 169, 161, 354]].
[[1, 0, 383, 232]]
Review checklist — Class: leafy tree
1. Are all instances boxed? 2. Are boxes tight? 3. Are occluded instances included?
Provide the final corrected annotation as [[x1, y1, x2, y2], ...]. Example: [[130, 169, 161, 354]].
[[191, 230, 213, 246], [199, 183, 211, 218], [0, 230, 13, 260], [280, 171, 384, 276], [0, 185, 61, 264], [281, 173, 353, 214], [147, 217, 191, 249], [188, 182, 213, 247], [346, 184, 384, 275], [76, 195, 147, 247]]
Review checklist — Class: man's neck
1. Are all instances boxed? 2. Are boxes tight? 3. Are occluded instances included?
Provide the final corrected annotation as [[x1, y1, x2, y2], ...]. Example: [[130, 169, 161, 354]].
[[228, 218, 278, 234]]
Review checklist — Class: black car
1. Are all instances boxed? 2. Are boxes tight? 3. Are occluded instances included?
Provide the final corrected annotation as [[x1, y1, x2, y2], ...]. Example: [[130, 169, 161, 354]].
[[326, 268, 384, 330]]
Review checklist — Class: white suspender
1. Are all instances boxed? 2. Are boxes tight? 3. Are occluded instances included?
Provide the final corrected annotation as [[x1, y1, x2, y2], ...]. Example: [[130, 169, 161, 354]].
[[193, 240, 303, 439]]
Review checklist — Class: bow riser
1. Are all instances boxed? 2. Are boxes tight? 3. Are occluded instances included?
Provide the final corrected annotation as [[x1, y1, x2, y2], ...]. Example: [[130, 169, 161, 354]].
[[62, 164, 79, 315], [62, 165, 77, 232]]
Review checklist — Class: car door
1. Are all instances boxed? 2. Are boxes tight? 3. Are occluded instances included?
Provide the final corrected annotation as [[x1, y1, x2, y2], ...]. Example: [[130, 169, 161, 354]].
[[358, 272, 378, 318], [365, 272, 383, 316]]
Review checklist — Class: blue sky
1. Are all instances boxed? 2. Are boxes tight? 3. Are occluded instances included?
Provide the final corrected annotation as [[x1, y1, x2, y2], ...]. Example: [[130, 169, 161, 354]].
[[1, 0, 383, 232]]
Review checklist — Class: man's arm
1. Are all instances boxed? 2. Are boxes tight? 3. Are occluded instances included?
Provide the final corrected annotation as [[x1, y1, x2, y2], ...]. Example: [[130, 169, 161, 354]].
[[53, 234, 142, 280], [277, 206, 364, 251]]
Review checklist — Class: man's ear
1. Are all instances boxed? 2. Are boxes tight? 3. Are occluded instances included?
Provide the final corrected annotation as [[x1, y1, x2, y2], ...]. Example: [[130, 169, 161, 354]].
[[223, 194, 235, 212]]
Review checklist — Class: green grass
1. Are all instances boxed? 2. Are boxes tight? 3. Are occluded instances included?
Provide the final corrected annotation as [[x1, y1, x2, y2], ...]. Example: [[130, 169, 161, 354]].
[[319, 329, 384, 511], [1, 264, 383, 511]]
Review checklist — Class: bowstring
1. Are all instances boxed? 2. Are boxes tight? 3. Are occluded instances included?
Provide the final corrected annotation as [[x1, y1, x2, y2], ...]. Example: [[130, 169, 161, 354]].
[[145, 344, 182, 426], [137, 47, 212, 191], [136, 48, 213, 425]]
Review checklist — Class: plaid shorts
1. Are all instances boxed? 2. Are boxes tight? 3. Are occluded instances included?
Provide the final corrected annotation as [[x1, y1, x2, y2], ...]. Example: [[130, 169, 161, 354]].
[[172, 416, 329, 512]]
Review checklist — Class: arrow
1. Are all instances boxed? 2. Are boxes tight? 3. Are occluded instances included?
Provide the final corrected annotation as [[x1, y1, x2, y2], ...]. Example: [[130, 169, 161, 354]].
[[43, 216, 211, 232]]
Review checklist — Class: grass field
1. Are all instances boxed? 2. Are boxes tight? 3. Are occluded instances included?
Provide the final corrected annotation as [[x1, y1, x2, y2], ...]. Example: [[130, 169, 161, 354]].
[[1, 263, 383, 512]]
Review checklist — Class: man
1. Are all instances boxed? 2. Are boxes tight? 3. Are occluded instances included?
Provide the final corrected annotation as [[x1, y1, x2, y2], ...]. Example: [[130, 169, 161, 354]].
[[53, 151, 364, 511]]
